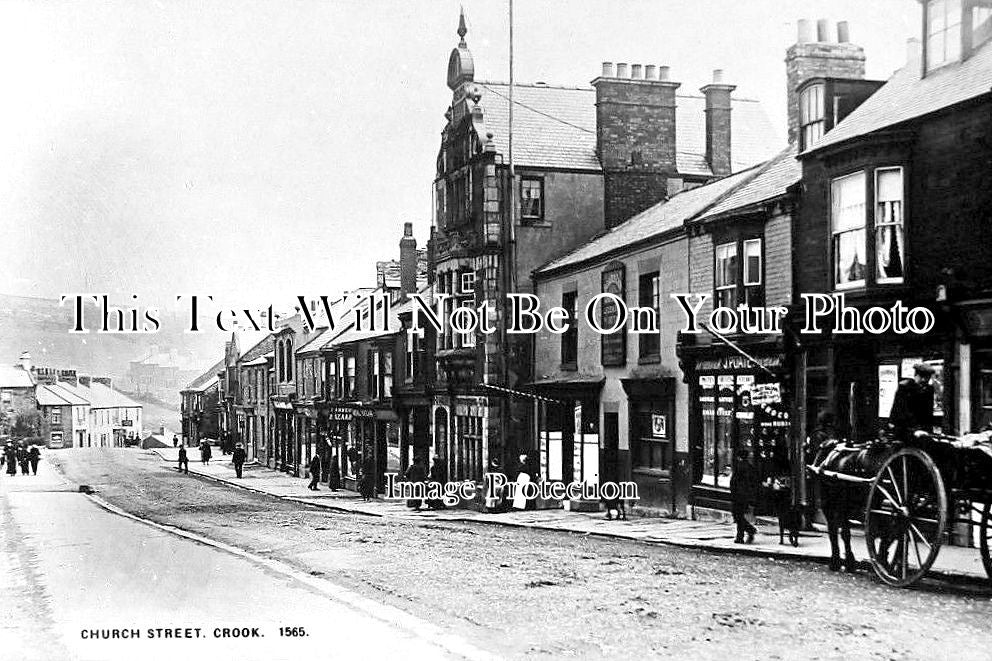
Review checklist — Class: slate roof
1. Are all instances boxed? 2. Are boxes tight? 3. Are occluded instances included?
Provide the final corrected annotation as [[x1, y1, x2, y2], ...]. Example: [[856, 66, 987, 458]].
[[807, 41, 992, 154], [694, 145, 800, 222], [0, 364, 34, 388], [37, 384, 75, 406], [182, 359, 225, 391], [477, 82, 781, 175], [79, 382, 140, 409], [538, 165, 763, 275]]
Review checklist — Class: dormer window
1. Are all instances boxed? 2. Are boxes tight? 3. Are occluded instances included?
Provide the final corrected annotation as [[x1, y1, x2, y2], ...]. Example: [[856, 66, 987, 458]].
[[799, 83, 825, 151], [926, 0, 962, 72]]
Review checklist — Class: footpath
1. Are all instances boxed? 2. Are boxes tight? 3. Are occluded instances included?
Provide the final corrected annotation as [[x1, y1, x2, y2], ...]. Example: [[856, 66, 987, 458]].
[[152, 447, 989, 584]]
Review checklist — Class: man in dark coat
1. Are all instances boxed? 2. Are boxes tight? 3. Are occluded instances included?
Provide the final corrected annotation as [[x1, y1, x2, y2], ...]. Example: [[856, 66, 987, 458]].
[[200, 440, 212, 464], [17, 443, 29, 475], [4, 443, 17, 475], [888, 363, 936, 441], [404, 457, 428, 511], [28, 445, 40, 475], [730, 450, 758, 544], [359, 457, 376, 501], [177, 445, 189, 474], [328, 454, 341, 491], [307, 452, 321, 491], [427, 455, 447, 510], [172, 435, 178, 448], [232, 442, 247, 479]]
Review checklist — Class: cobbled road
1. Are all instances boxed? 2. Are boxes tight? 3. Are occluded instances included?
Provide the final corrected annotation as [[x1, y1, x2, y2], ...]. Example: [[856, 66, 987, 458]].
[[49, 448, 992, 660]]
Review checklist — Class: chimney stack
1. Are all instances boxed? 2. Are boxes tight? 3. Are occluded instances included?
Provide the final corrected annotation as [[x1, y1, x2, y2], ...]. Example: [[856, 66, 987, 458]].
[[593, 62, 681, 228], [785, 18, 866, 144], [399, 222, 418, 298], [19, 351, 31, 374], [79, 376, 92, 388], [700, 69, 736, 177]]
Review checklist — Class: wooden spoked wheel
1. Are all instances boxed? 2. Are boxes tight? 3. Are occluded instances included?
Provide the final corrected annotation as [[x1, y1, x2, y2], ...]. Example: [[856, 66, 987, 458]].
[[864, 448, 947, 587], [981, 501, 992, 583]]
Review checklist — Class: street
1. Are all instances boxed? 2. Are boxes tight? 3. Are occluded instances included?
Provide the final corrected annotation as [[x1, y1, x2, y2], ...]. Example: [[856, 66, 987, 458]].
[[0, 448, 987, 660]]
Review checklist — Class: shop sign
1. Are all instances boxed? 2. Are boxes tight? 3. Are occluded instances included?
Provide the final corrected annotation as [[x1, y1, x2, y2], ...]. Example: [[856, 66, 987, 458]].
[[751, 382, 781, 406], [326, 406, 374, 421], [696, 354, 784, 372], [121, 419, 133, 427], [651, 414, 667, 438], [878, 365, 899, 416]]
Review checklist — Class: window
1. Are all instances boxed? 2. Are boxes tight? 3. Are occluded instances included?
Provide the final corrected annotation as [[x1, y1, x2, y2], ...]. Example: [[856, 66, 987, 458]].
[[285, 341, 293, 381], [743, 238, 764, 306], [460, 271, 475, 294], [383, 352, 393, 397], [875, 168, 905, 283], [328, 360, 337, 398], [405, 332, 416, 383], [831, 171, 867, 288], [974, 3, 992, 51], [799, 83, 825, 150], [369, 349, 380, 399], [345, 356, 356, 399], [277, 341, 284, 382], [51, 408, 61, 425], [561, 290, 578, 368], [633, 403, 671, 471], [715, 243, 738, 310], [927, 0, 962, 72], [520, 176, 544, 222], [51, 431, 63, 446], [638, 272, 661, 360]]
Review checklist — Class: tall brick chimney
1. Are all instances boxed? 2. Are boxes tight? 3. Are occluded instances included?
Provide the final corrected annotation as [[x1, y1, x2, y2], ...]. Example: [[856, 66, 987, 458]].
[[700, 69, 735, 177], [786, 18, 865, 144], [593, 62, 681, 229], [399, 222, 418, 298]]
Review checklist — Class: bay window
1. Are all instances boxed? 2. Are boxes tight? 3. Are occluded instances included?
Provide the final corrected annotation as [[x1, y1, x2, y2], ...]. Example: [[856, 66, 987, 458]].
[[799, 83, 825, 150], [875, 168, 905, 283], [831, 172, 867, 288]]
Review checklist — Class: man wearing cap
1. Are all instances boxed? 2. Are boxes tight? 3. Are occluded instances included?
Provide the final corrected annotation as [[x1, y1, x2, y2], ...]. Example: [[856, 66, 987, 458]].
[[888, 362, 936, 441]]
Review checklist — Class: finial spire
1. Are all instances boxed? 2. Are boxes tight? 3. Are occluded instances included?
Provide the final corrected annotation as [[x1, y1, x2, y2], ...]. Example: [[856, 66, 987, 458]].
[[457, 7, 467, 43]]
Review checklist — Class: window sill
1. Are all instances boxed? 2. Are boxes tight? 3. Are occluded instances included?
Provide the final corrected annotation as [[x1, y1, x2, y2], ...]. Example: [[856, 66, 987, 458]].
[[559, 362, 577, 371], [520, 219, 550, 228], [637, 354, 661, 365], [632, 468, 671, 479]]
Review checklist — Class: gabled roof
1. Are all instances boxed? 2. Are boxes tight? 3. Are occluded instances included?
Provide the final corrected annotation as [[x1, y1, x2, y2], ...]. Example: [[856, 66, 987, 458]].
[[476, 82, 780, 175], [37, 384, 76, 406], [537, 165, 763, 276], [807, 42, 992, 154], [0, 364, 33, 388], [182, 358, 225, 391], [80, 382, 140, 409], [321, 288, 401, 349], [694, 145, 800, 222]]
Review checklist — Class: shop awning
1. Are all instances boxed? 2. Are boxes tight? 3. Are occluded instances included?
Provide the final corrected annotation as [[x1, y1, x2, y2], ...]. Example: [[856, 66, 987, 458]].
[[526, 377, 605, 401], [479, 382, 566, 404]]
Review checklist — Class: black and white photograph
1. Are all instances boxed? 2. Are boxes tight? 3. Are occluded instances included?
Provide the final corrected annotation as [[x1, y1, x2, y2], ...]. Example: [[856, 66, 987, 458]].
[[1, 1, 991, 659]]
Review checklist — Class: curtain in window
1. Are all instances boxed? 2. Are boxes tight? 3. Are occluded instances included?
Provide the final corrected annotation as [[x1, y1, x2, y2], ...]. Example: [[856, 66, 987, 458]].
[[876, 169, 905, 282], [831, 173, 866, 286]]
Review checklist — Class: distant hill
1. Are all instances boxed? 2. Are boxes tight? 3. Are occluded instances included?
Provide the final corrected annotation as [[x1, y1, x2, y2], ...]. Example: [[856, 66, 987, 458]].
[[0, 293, 222, 383]]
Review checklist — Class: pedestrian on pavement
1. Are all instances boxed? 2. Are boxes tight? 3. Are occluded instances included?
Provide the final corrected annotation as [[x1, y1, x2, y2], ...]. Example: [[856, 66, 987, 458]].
[[232, 442, 247, 479], [730, 449, 758, 544], [307, 452, 322, 491], [28, 445, 40, 475], [359, 457, 375, 501], [200, 440, 212, 465], [427, 455, 447, 510], [404, 456, 427, 511], [178, 445, 189, 474], [328, 454, 341, 491], [4, 443, 16, 476], [17, 442, 29, 475], [172, 435, 178, 448]]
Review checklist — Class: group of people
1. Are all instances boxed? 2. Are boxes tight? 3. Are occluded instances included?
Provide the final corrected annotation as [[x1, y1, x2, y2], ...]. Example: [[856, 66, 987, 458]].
[[1, 441, 40, 477], [399, 455, 448, 510]]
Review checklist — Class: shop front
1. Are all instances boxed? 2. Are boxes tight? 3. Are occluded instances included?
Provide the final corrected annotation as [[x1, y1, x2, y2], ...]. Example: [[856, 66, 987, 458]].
[[683, 348, 793, 517]]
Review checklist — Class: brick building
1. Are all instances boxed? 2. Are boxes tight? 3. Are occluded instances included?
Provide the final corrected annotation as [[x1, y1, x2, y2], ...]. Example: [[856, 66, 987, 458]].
[[0, 353, 37, 441], [791, 4, 992, 444], [430, 12, 779, 489]]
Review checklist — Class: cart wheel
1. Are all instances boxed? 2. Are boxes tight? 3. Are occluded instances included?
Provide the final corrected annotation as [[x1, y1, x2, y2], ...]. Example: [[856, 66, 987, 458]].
[[864, 447, 947, 587], [981, 501, 992, 583]]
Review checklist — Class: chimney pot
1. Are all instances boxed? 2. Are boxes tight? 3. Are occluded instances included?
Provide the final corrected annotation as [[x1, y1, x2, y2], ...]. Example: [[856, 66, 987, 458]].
[[644, 64, 657, 80], [658, 65, 670, 81], [631, 64, 642, 79], [403, 221, 413, 237], [797, 19, 814, 44], [817, 18, 831, 42], [616, 62, 629, 78], [601, 61, 615, 78], [837, 20, 850, 43], [712, 69, 724, 84]]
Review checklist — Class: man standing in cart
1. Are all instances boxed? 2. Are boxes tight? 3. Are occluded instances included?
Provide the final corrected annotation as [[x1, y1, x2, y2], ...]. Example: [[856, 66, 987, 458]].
[[888, 362, 936, 442]]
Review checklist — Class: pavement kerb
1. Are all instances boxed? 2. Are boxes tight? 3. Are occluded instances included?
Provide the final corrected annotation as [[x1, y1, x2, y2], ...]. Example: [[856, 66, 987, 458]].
[[155, 451, 987, 587], [74, 487, 497, 661]]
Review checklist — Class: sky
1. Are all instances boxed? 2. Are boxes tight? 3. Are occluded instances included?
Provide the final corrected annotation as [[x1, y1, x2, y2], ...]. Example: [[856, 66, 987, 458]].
[[0, 0, 920, 314]]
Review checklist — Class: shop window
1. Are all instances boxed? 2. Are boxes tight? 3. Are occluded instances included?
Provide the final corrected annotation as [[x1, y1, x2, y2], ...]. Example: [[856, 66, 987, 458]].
[[638, 272, 661, 360], [520, 176, 544, 222], [875, 168, 905, 284], [831, 171, 867, 288], [561, 290, 578, 368], [633, 403, 670, 471], [454, 415, 483, 481], [926, 0, 962, 73], [799, 83, 825, 150], [979, 367, 992, 428]]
